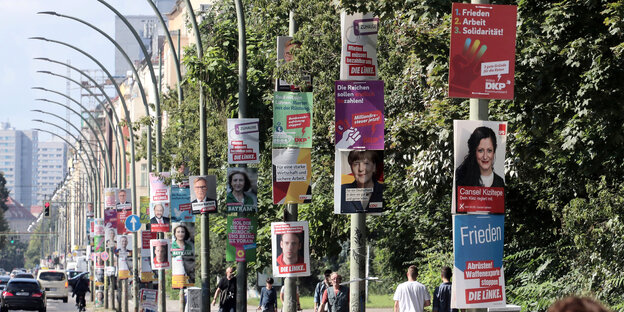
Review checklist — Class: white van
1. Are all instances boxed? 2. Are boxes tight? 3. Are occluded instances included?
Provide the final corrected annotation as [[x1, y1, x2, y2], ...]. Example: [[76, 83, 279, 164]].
[[36, 269, 68, 302]]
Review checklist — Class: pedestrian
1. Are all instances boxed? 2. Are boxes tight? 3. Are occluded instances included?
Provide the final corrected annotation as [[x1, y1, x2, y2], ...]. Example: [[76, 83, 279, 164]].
[[393, 265, 431, 312], [319, 272, 349, 312], [314, 269, 333, 312], [212, 267, 237, 312], [548, 296, 611, 312], [433, 266, 457, 312], [258, 278, 278, 312]]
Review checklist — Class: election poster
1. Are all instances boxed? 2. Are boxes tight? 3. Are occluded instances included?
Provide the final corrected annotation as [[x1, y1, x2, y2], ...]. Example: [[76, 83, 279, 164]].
[[140, 231, 158, 282], [104, 209, 118, 249], [140, 196, 150, 224], [189, 175, 218, 214], [226, 168, 258, 213], [150, 239, 171, 270], [104, 188, 117, 209], [452, 214, 506, 308], [86, 203, 94, 218], [149, 172, 171, 202], [334, 149, 384, 214], [453, 120, 507, 214], [93, 218, 105, 253], [335, 81, 384, 150], [273, 92, 313, 148], [171, 222, 195, 288], [226, 216, 257, 262], [149, 201, 171, 232], [448, 3, 518, 99], [116, 188, 132, 211], [139, 289, 158, 312], [272, 149, 312, 204], [340, 11, 379, 80], [171, 183, 194, 222], [275, 36, 312, 92], [271, 222, 310, 277], [227, 118, 260, 164], [117, 234, 133, 279]]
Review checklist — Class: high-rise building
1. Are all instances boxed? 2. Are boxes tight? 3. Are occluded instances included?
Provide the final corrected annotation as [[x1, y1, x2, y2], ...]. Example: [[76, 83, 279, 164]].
[[114, 0, 177, 76], [36, 142, 68, 206], [0, 122, 38, 208]]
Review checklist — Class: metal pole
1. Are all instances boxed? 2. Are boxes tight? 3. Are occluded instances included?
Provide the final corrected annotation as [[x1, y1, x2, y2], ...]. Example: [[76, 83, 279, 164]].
[[283, 6, 298, 312], [181, 2, 209, 312], [349, 214, 366, 312]]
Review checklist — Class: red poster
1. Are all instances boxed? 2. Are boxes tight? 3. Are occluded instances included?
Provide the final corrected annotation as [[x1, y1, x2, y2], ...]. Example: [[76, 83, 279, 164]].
[[449, 3, 517, 100]]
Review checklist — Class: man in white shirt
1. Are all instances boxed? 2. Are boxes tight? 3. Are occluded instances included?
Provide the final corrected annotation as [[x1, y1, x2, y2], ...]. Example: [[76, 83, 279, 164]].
[[393, 265, 431, 312]]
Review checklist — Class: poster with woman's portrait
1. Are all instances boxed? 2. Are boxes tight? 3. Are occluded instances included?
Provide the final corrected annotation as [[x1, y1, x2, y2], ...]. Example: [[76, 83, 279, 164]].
[[171, 222, 195, 288], [334, 149, 384, 214], [149, 202, 170, 232], [189, 175, 217, 214], [453, 120, 507, 214], [150, 239, 171, 270], [271, 222, 310, 277], [272, 149, 312, 204], [226, 168, 258, 212]]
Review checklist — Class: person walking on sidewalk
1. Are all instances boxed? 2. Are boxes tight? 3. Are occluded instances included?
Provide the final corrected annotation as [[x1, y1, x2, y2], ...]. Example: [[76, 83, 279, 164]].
[[393, 265, 430, 312], [258, 278, 278, 312], [314, 269, 333, 312], [212, 267, 237, 312], [319, 273, 349, 312], [433, 266, 457, 312]]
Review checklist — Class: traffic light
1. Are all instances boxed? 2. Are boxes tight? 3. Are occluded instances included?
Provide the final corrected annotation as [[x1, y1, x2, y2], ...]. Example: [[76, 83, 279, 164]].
[[10, 236, 14, 244], [44, 202, 50, 216]]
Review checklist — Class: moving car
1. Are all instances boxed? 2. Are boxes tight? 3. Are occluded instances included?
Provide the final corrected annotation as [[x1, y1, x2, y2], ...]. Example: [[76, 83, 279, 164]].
[[0, 278, 46, 312], [14, 273, 35, 279], [36, 270, 68, 303]]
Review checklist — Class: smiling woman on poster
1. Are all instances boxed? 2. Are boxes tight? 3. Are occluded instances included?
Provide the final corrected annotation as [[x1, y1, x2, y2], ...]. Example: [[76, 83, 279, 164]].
[[455, 126, 505, 188], [226, 170, 256, 207], [171, 224, 194, 256], [340, 150, 384, 213]]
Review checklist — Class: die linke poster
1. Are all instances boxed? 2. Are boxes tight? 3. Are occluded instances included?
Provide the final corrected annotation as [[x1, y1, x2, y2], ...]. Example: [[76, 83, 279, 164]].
[[335, 81, 384, 150], [149, 172, 171, 202], [272, 149, 312, 204], [271, 222, 310, 277], [452, 215, 506, 308], [453, 120, 507, 214], [340, 11, 379, 80], [228, 118, 260, 164], [273, 92, 313, 148], [448, 3, 518, 100]]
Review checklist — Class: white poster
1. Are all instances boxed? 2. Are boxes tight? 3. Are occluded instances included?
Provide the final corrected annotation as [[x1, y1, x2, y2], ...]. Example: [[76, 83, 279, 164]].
[[340, 11, 379, 80], [334, 149, 384, 214], [150, 239, 171, 270], [271, 222, 310, 277], [227, 118, 260, 164]]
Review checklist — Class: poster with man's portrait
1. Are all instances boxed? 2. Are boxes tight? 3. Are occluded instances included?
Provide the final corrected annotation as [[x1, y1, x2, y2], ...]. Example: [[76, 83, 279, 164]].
[[171, 222, 195, 288], [452, 120, 507, 214], [272, 149, 312, 204], [189, 175, 217, 214], [116, 188, 132, 210], [275, 36, 312, 92], [104, 210, 118, 248], [271, 222, 310, 277], [150, 239, 171, 270], [86, 203, 94, 218], [334, 149, 384, 214], [149, 202, 170, 232], [226, 167, 258, 213]]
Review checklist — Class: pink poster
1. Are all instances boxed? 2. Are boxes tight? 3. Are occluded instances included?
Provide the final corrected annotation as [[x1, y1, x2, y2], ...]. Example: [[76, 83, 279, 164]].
[[335, 81, 384, 150]]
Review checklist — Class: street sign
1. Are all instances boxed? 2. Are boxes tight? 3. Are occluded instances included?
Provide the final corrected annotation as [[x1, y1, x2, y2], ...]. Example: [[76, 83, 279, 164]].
[[101, 252, 109, 261], [125, 214, 141, 232], [448, 3, 518, 99]]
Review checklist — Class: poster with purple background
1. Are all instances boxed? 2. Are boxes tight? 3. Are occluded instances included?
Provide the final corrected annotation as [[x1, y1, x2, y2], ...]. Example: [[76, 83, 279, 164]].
[[335, 80, 384, 150]]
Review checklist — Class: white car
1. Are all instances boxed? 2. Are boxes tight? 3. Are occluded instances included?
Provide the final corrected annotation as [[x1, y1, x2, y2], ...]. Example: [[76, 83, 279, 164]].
[[36, 270, 68, 302]]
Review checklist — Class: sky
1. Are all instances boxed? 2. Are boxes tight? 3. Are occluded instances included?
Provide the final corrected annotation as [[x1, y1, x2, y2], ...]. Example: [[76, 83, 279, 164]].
[[0, 0, 158, 141]]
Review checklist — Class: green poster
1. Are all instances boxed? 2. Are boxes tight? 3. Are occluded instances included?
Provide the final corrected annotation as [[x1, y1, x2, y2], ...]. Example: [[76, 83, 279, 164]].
[[226, 216, 258, 262], [94, 235, 105, 253], [140, 196, 150, 224], [273, 92, 313, 148]]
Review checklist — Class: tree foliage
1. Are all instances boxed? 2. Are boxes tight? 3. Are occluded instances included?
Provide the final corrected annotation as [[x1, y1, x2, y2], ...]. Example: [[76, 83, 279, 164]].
[[152, 0, 624, 309]]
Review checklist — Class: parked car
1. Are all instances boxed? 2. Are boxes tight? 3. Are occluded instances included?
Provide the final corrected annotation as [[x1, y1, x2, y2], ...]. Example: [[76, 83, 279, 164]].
[[36, 270, 67, 303], [0, 278, 46, 312], [0, 276, 9, 291]]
